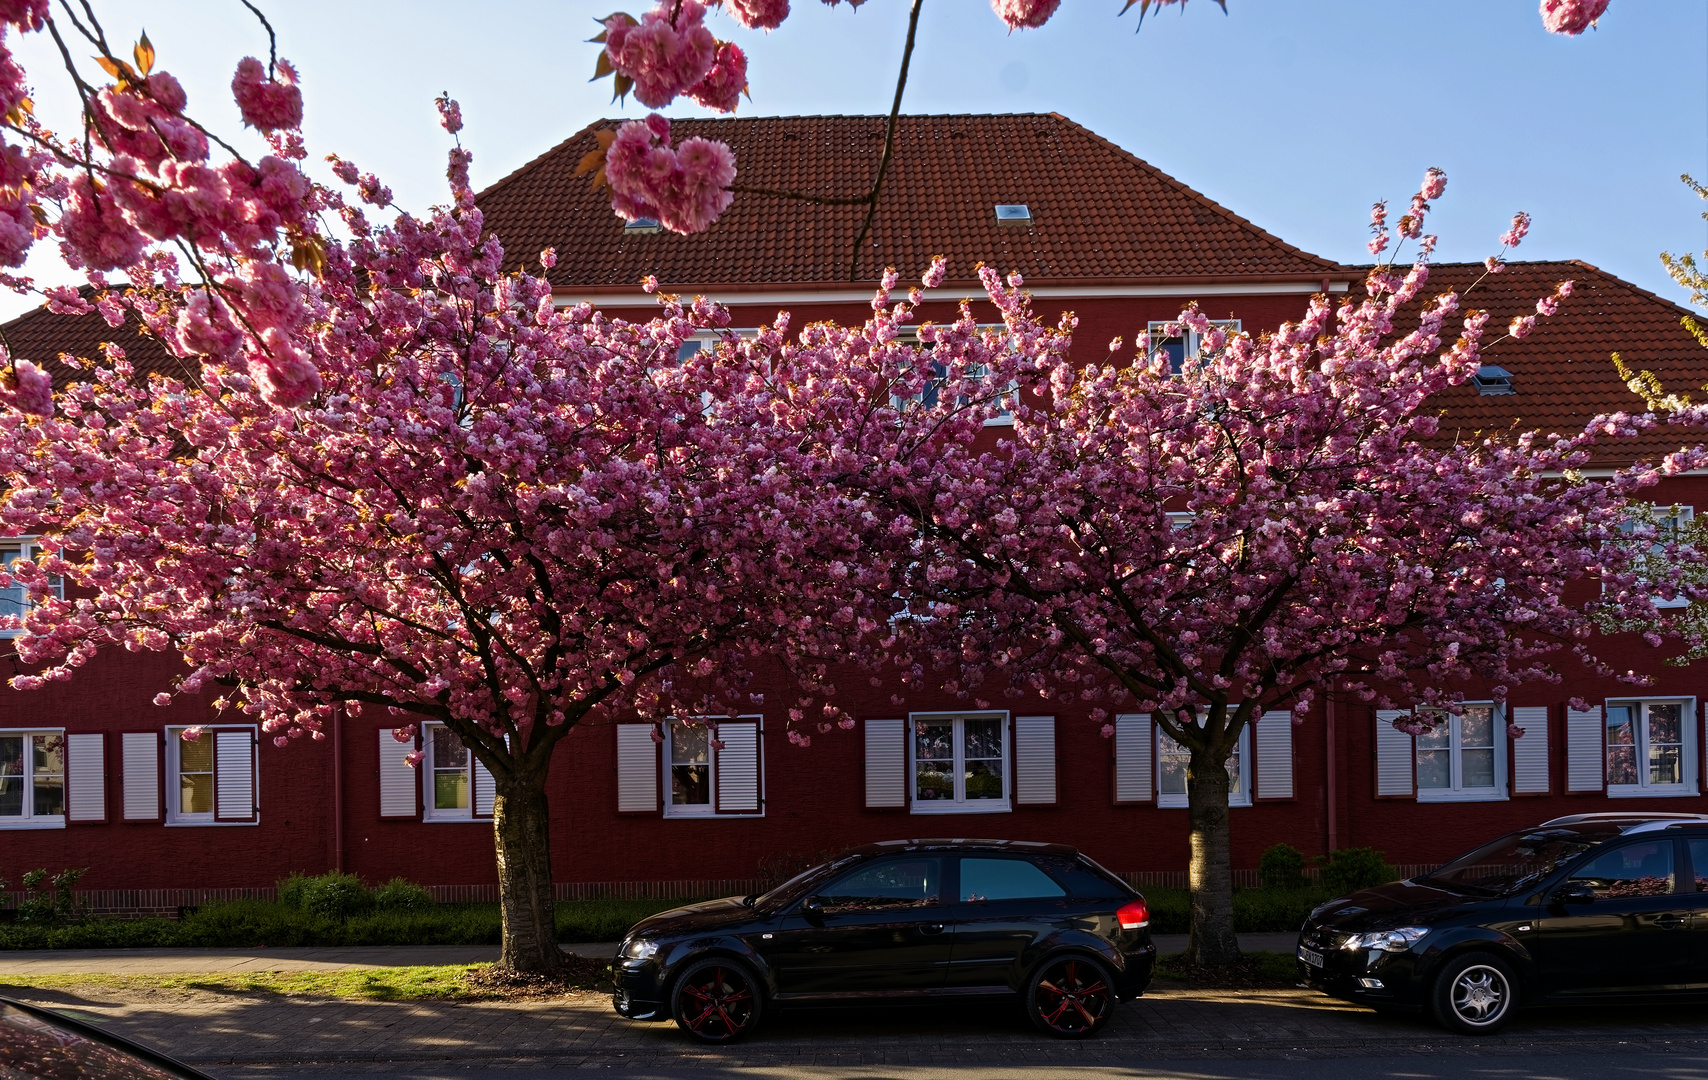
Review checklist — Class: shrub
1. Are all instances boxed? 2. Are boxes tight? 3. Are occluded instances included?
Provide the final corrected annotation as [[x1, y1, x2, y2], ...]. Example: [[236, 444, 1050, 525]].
[[1318, 847, 1394, 895], [1258, 843, 1309, 890], [10, 867, 89, 925], [277, 871, 376, 920], [372, 878, 434, 912]]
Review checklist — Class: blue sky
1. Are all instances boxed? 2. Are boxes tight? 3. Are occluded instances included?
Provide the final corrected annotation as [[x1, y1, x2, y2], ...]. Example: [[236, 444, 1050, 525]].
[[2, 0, 1703, 319]]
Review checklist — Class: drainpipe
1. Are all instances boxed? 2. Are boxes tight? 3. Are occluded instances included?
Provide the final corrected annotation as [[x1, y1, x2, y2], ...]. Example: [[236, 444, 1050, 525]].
[[333, 705, 345, 873], [1325, 695, 1338, 853]]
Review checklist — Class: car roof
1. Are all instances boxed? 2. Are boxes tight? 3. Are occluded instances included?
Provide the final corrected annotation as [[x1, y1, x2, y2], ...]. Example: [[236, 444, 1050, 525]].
[[1534, 812, 1708, 838], [845, 838, 1082, 859]]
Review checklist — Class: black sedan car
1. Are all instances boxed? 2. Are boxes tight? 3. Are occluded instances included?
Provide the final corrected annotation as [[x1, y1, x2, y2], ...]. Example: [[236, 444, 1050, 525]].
[[612, 839, 1154, 1042], [1299, 812, 1708, 1034]]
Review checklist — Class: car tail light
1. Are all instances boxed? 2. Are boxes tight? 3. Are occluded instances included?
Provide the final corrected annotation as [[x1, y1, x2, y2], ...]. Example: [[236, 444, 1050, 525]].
[[1116, 899, 1148, 930]]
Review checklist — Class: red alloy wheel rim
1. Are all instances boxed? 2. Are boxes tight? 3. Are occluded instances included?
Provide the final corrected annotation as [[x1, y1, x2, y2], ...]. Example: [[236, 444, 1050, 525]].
[[677, 966, 755, 1040], [1035, 959, 1110, 1033]]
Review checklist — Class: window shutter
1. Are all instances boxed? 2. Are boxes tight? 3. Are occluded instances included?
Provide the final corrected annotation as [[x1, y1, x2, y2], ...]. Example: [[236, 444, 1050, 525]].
[[1014, 715, 1057, 806], [715, 720, 762, 813], [121, 731, 160, 822], [1113, 714, 1152, 804], [1254, 711, 1294, 801], [1374, 711, 1414, 798], [377, 728, 418, 818], [473, 753, 496, 817], [616, 724, 659, 814], [1510, 706, 1551, 795], [214, 728, 257, 822], [864, 718, 906, 808], [1566, 705, 1604, 793], [65, 732, 106, 823]]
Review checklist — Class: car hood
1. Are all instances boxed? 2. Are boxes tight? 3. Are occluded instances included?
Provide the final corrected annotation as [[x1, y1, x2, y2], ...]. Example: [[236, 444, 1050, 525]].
[[1309, 879, 1496, 932], [627, 896, 754, 940]]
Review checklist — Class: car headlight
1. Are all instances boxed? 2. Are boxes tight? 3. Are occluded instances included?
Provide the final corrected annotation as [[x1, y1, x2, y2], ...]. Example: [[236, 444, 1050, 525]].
[[621, 937, 660, 960], [1344, 927, 1429, 952]]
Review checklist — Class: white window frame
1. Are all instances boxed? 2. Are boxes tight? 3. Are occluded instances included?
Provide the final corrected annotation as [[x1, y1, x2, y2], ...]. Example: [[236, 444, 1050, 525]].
[[0, 727, 65, 830], [1156, 719, 1251, 809], [0, 539, 64, 639], [1605, 697, 1697, 798], [165, 725, 258, 826], [1413, 703, 1508, 803], [421, 721, 485, 823], [662, 715, 765, 819], [908, 711, 1011, 815], [1147, 319, 1241, 376], [1619, 504, 1694, 609]]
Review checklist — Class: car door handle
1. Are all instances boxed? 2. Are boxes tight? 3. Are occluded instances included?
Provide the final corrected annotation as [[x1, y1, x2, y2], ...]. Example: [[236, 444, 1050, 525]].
[[1656, 914, 1688, 929], [920, 923, 946, 935]]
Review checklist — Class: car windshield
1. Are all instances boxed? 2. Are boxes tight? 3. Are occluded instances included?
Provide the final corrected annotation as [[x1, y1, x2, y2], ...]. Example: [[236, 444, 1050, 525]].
[[1422, 830, 1602, 896], [752, 856, 858, 910]]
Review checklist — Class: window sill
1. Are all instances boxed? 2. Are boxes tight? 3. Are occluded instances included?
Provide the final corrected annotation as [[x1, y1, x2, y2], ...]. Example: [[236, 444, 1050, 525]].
[[1606, 785, 1698, 799], [164, 819, 260, 827], [0, 818, 65, 830], [910, 800, 1012, 815], [423, 815, 490, 823], [1157, 798, 1253, 809], [982, 416, 1015, 428], [664, 810, 765, 819], [1417, 789, 1509, 803]]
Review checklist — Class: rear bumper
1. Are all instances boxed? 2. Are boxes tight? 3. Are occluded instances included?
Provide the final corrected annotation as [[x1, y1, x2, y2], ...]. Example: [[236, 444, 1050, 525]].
[[1118, 943, 1157, 1000]]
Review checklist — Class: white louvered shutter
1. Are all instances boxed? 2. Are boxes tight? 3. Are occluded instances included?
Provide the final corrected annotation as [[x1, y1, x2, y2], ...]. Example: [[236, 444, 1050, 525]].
[[864, 718, 907, 808], [616, 724, 659, 813], [1374, 711, 1414, 798], [214, 728, 256, 821], [121, 731, 159, 821], [1014, 715, 1057, 806], [65, 733, 106, 823], [1254, 711, 1294, 800], [1510, 706, 1551, 795], [716, 720, 761, 813], [473, 752, 496, 817], [377, 728, 417, 818], [1113, 714, 1152, 803], [1566, 706, 1604, 792]]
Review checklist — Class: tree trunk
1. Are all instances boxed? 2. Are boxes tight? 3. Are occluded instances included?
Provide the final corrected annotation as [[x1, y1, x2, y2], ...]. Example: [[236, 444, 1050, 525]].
[[1185, 746, 1242, 967], [492, 771, 563, 973]]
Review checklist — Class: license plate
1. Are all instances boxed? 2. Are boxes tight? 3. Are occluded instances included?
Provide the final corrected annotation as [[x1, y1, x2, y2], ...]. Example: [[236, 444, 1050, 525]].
[[1298, 946, 1324, 968]]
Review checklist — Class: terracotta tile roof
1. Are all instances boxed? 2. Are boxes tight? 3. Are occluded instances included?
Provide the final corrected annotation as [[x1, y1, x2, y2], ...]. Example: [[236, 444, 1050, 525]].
[[475, 113, 1351, 292], [1402, 260, 1708, 466], [0, 289, 184, 388]]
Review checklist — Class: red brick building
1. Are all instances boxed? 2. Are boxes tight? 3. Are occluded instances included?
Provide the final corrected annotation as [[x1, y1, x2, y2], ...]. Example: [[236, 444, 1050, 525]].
[[5, 114, 1706, 909]]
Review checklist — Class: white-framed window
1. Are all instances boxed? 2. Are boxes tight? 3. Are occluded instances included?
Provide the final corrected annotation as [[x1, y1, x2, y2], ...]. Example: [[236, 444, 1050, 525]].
[[1415, 704, 1508, 802], [165, 725, 258, 825], [1606, 699, 1696, 796], [662, 716, 764, 818], [910, 712, 1010, 813], [421, 722, 495, 822], [0, 540, 64, 637], [890, 326, 1018, 426], [1146, 319, 1241, 376], [0, 729, 64, 829], [1156, 720, 1250, 808], [1619, 504, 1694, 609]]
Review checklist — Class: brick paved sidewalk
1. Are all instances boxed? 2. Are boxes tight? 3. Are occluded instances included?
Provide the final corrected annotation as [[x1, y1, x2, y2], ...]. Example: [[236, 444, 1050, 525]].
[[7, 978, 1708, 1071]]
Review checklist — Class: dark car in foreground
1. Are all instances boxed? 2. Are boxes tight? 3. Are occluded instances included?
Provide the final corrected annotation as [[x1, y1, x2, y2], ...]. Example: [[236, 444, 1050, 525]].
[[0, 996, 214, 1079], [612, 838, 1154, 1042], [1299, 812, 1708, 1034]]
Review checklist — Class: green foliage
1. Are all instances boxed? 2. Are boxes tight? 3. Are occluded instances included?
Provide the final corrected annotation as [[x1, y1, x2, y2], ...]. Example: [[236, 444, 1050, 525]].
[[373, 878, 434, 912], [1140, 885, 1330, 935], [7, 867, 89, 925], [1318, 847, 1394, 895], [276, 871, 375, 920], [1258, 843, 1309, 890]]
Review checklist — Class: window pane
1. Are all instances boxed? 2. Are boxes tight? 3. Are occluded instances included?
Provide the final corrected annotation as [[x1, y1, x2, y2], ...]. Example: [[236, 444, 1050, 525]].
[[33, 772, 62, 817], [1416, 749, 1451, 789], [964, 758, 1003, 800], [31, 734, 62, 777], [669, 721, 708, 766], [1158, 731, 1188, 796], [180, 734, 214, 775], [1148, 328, 1189, 375], [916, 760, 953, 801], [915, 720, 952, 763], [1568, 840, 1674, 898], [1416, 723, 1449, 750], [1607, 744, 1638, 787], [1650, 744, 1683, 786], [1648, 703, 1683, 746], [964, 718, 1002, 759], [1224, 748, 1242, 795], [0, 735, 20, 816], [181, 772, 213, 814], [434, 769, 469, 810], [1461, 707, 1494, 748], [0, 549, 27, 619], [1461, 748, 1495, 789], [431, 727, 468, 770], [961, 858, 1066, 901], [671, 763, 710, 805], [819, 858, 940, 911]]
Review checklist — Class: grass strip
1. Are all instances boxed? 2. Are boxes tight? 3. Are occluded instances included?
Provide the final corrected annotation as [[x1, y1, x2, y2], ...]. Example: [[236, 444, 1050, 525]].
[[0, 958, 612, 1001]]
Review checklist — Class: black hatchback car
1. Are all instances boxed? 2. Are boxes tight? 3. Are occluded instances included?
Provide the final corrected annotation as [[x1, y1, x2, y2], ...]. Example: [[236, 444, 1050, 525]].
[[612, 839, 1154, 1042], [1299, 812, 1708, 1034]]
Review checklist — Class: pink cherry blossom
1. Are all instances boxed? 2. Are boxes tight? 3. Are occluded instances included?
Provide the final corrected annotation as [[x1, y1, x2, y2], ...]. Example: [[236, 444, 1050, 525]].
[[1540, 0, 1609, 35], [603, 117, 736, 235], [1420, 166, 1447, 200], [992, 0, 1062, 30], [231, 57, 304, 132], [688, 41, 747, 113], [435, 93, 463, 135], [0, 356, 50, 417], [1509, 314, 1536, 338], [1500, 210, 1531, 248], [725, 0, 790, 29], [604, 2, 718, 109], [922, 255, 947, 289]]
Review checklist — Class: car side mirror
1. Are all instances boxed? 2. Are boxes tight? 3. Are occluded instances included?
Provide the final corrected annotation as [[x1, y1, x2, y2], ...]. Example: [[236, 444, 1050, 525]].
[[1555, 883, 1597, 906], [802, 897, 825, 921]]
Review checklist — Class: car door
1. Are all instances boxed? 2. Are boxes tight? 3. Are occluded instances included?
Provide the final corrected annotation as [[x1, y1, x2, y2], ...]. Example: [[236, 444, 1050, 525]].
[[1530, 837, 1693, 997], [944, 855, 1075, 991], [758, 855, 953, 998], [1675, 836, 1708, 989]]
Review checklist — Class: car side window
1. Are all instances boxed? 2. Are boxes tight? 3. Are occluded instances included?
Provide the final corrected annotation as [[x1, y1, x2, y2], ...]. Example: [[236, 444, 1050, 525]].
[[1566, 840, 1676, 899], [817, 858, 941, 912], [960, 857, 1067, 902], [1688, 840, 1708, 892]]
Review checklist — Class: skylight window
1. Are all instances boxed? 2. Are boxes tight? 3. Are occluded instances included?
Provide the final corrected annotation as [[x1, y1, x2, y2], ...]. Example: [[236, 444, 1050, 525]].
[[624, 217, 662, 234], [994, 204, 1032, 227], [1473, 365, 1515, 396]]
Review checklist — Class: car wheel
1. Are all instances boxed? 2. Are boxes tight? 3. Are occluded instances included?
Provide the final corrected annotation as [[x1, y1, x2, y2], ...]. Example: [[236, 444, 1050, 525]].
[[670, 957, 763, 1044], [1026, 954, 1116, 1038], [1430, 951, 1517, 1035]]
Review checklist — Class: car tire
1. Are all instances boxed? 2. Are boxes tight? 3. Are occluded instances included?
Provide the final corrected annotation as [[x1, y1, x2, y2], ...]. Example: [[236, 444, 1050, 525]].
[[1026, 954, 1117, 1038], [670, 957, 763, 1044], [1430, 951, 1518, 1035]]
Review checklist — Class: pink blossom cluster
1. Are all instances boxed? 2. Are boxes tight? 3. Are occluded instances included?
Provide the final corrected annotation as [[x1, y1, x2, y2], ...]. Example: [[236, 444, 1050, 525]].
[[1500, 211, 1531, 248], [604, 114, 736, 235], [603, 2, 720, 109], [1540, 0, 1610, 35], [231, 56, 303, 131], [992, 0, 1063, 31], [724, 0, 790, 30]]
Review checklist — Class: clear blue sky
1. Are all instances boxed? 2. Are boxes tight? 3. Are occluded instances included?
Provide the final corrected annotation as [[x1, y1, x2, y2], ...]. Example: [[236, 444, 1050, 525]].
[[2, 0, 1703, 319]]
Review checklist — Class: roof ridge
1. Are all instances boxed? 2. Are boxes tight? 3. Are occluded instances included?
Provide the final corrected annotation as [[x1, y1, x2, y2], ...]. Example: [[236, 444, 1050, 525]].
[[473, 117, 610, 206]]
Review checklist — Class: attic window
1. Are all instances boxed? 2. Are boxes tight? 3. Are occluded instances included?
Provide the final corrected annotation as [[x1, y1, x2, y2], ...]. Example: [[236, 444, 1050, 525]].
[[1473, 365, 1515, 396], [994, 204, 1032, 227], [624, 218, 662, 234]]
